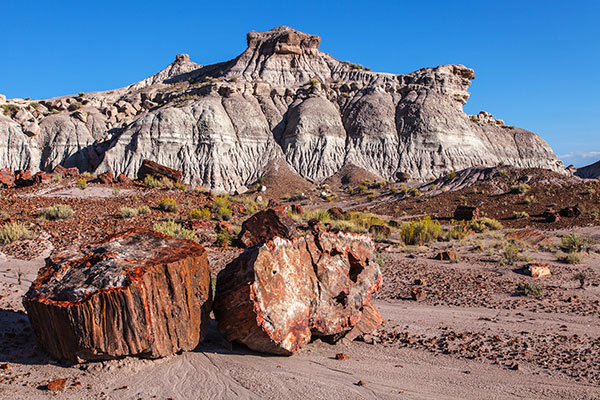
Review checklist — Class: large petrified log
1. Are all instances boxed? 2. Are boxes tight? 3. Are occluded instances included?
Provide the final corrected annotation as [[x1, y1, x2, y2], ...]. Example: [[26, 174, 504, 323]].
[[137, 159, 183, 183], [213, 230, 382, 355], [23, 229, 212, 363]]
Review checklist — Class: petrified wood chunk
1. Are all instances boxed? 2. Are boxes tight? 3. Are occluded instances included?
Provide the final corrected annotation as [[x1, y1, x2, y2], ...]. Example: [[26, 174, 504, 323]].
[[237, 208, 298, 248], [213, 230, 382, 355], [345, 303, 384, 341], [23, 229, 212, 363], [137, 159, 182, 183], [453, 205, 480, 221]]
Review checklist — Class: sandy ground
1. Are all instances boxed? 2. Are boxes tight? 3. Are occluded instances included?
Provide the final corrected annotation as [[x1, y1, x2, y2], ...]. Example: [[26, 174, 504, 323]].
[[0, 252, 598, 400]]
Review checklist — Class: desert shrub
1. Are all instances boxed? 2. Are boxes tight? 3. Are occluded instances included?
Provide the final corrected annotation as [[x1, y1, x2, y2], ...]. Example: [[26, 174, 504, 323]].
[[469, 217, 503, 233], [39, 204, 73, 220], [560, 232, 591, 253], [512, 211, 529, 219], [160, 177, 174, 189], [500, 244, 520, 265], [51, 173, 63, 183], [445, 170, 457, 180], [158, 198, 177, 212], [400, 216, 441, 245], [0, 222, 32, 244], [215, 232, 232, 247], [174, 182, 186, 191], [81, 172, 96, 179], [445, 220, 470, 240], [591, 210, 599, 220], [137, 205, 151, 215], [409, 187, 422, 197], [524, 195, 536, 205], [191, 208, 211, 219], [469, 116, 478, 123], [556, 251, 582, 264], [112, 187, 121, 196], [144, 175, 162, 188], [517, 282, 543, 297], [76, 178, 87, 190], [214, 207, 233, 221], [366, 193, 377, 201], [153, 220, 198, 242], [375, 254, 386, 271], [212, 196, 231, 211], [119, 207, 139, 218], [510, 183, 530, 194], [345, 212, 385, 230], [302, 208, 332, 224], [329, 219, 364, 233]]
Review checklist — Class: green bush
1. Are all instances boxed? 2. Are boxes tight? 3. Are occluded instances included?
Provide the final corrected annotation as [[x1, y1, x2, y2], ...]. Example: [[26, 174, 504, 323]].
[[191, 208, 211, 219], [375, 254, 386, 271], [214, 207, 233, 221], [158, 198, 177, 212], [469, 217, 503, 233], [212, 196, 231, 210], [137, 205, 151, 215], [445, 221, 470, 240], [119, 207, 139, 218], [144, 175, 163, 188], [40, 205, 73, 220], [174, 182, 186, 191], [510, 183, 531, 194], [517, 282, 543, 297], [76, 178, 87, 190], [512, 211, 529, 219], [500, 244, 520, 265], [556, 251, 582, 264], [400, 216, 441, 245], [0, 222, 32, 244], [153, 220, 198, 242], [215, 232, 232, 247], [445, 170, 457, 180], [560, 232, 591, 253]]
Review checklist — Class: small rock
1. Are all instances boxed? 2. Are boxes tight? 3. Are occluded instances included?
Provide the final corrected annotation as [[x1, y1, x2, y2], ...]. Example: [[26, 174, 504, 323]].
[[46, 378, 67, 391], [411, 287, 425, 301], [354, 380, 366, 386], [433, 251, 459, 262], [335, 353, 350, 360], [0, 363, 10, 370]]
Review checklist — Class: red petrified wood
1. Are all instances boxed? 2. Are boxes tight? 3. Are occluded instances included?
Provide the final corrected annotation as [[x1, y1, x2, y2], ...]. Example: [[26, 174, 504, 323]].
[[23, 229, 212, 363], [137, 159, 183, 183], [213, 230, 382, 355], [237, 208, 298, 248]]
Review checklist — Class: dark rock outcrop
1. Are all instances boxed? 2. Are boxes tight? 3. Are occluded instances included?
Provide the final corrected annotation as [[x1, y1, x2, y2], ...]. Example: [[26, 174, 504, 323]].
[[23, 229, 212, 363], [137, 160, 182, 183]]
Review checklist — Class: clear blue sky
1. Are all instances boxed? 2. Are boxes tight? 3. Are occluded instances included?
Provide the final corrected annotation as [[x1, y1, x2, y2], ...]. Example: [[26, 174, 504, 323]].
[[2, 1, 598, 167]]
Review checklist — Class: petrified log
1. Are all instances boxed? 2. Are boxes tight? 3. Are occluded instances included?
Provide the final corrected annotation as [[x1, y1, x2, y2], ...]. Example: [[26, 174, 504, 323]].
[[23, 229, 212, 363], [453, 205, 480, 221], [14, 170, 34, 187], [506, 228, 552, 246], [344, 303, 384, 341], [213, 230, 382, 355], [97, 171, 114, 185], [137, 159, 182, 183], [237, 208, 298, 248]]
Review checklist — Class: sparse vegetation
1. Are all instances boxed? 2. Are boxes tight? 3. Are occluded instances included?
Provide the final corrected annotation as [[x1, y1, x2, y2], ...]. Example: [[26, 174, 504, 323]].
[[215, 232, 232, 247], [512, 211, 529, 219], [51, 173, 63, 183], [0, 222, 32, 244], [469, 217, 503, 233], [39, 204, 73, 220], [76, 178, 88, 190], [375, 254, 386, 271], [190, 208, 211, 219], [445, 170, 457, 180], [144, 175, 163, 188], [510, 183, 530, 194], [81, 171, 95, 180], [214, 207, 233, 221], [153, 220, 198, 242], [158, 198, 177, 212], [560, 232, 592, 253], [517, 282, 543, 297], [400, 216, 441, 245], [500, 244, 521, 265], [137, 205, 151, 215], [174, 182, 186, 191], [556, 251, 582, 264]]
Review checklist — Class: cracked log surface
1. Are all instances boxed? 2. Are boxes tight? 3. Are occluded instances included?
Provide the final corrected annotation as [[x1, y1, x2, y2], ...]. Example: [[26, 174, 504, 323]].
[[23, 229, 212, 363], [213, 230, 382, 355]]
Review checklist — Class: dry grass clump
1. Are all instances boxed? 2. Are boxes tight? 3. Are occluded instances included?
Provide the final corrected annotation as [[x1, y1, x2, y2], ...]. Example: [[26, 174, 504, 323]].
[[191, 208, 211, 219], [158, 198, 177, 212], [39, 204, 73, 220], [144, 175, 163, 188], [0, 222, 32, 244], [469, 217, 503, 233], [153, 220, 198, 242], [400, 216, 441, 245]]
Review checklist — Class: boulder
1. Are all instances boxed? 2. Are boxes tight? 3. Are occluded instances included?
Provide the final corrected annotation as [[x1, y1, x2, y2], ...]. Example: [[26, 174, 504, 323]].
[[0, 168, 15, 187], [395, 172, 411, 182], [526, 263, 551, 278], [433, 250, 459, 261], [453, 205, 480, 221], [213, 230, 382, 355], [237, 208, 298, 248], [344, 303, 384, 341], [23, 229, 212, 363], [52, 165, 79, 178], [542, 207, 560, 222], [14, 170, 34, 187], [97, 171, 114, 185], [559, 206, 582, 218], [117, 173, 133, 184], [33, 171, 52, 184], [137, 159, 182, 183], [23, 121, 40, 137]]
